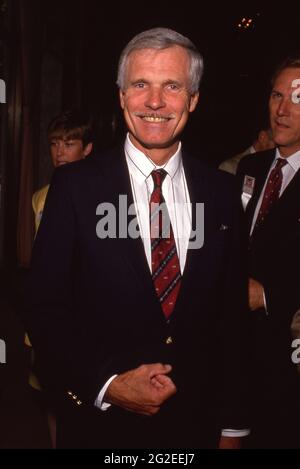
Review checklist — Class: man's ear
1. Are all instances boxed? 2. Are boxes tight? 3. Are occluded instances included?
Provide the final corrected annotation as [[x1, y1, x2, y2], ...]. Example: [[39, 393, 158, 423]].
[[83, 142, 93, 157], [119, 89, 125, 110], [189, 92, 199, 112]]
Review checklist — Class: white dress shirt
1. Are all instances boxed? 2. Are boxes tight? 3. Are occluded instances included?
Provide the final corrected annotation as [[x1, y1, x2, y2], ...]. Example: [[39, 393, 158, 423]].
[[124, 134, 191, 273]]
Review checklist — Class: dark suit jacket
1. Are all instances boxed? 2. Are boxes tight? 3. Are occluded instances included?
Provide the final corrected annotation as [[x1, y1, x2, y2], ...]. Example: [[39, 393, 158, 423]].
[[237, 149, 300, 446], [24, 145, 249, 448]]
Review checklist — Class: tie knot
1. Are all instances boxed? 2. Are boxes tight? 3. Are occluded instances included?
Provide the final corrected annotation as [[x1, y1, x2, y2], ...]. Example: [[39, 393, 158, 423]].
[[151, 169, 167, 189], [274, 158, 287, 171]]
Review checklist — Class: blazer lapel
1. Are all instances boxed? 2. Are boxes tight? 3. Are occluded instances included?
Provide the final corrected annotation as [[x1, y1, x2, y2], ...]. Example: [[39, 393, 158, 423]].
[[248, 150, 300, 239], [257, 165, 300, 227], [274, 166, 300, 207], [244, 150, 275, 235], [182, 152, 211, 252], [174, 154, 213, 307], [111, 149, 212, 319], [106, 147, 161, 308]]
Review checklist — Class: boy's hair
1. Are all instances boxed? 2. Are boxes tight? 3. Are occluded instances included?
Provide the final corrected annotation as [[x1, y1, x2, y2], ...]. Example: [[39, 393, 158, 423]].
[[47, 109, 94, 147]]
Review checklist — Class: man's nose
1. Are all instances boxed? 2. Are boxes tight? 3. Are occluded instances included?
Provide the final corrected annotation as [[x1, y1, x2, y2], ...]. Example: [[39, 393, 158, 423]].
[[145, 87, 165, 109], [277, 98, 290, 116]]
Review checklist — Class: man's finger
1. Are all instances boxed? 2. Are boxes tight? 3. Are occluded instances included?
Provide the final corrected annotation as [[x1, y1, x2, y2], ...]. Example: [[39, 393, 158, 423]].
[[152, 373, 174, 386], [147, 363, 172, 378]]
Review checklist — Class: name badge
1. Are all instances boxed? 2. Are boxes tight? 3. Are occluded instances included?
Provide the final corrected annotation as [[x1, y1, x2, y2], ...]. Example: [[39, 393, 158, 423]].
[[241, 175, 255, 210]]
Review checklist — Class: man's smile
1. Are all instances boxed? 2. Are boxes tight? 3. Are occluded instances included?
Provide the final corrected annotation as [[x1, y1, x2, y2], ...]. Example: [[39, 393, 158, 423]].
[[134, 112, 175, 123]]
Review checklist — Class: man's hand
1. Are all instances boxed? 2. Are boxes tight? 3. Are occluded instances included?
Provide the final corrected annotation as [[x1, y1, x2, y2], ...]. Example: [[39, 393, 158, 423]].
[[248, 278, 265, 311], [104, 363, 177, 416], [218, 436, 242, 449]]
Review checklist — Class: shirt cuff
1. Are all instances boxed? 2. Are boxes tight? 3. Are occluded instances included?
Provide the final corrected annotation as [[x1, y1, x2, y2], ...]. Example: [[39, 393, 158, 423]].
[[221, 429, 250, 437], [262, 288, 268, 315], [94, 374, 118, 411]]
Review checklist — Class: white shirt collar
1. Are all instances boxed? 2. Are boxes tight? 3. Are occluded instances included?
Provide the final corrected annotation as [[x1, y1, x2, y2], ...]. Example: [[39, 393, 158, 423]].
[[276, 147, 300, 173], [124, 133, 182, 184]]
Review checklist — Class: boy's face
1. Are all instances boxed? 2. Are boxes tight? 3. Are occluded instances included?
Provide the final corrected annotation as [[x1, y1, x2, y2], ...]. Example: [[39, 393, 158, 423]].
[[49, 137, 92, 167]]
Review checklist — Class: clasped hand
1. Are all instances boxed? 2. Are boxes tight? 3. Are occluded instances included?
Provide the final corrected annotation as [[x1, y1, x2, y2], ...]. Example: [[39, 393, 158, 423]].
[[248, 277, 265, 311], [105, 363, 177, 416]]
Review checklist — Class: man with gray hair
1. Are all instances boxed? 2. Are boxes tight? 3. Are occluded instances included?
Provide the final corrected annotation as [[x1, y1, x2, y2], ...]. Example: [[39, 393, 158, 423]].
[[24, 27, 249, 448]]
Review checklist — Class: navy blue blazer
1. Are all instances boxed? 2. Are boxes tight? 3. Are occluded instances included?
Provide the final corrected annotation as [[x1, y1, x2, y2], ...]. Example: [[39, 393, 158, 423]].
[[24, 145, 249, 448], [237, 149, 300, 446]]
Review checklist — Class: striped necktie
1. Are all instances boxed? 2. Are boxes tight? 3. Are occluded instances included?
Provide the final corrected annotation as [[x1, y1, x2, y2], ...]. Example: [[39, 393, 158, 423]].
[[254, 158, 287, 232], [150, 169, 181, 319]]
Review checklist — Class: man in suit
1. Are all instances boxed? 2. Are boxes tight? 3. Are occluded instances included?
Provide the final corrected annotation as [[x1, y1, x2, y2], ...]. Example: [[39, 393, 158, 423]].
[[24, 27, 249, 449], [237, 56, 300, 448]]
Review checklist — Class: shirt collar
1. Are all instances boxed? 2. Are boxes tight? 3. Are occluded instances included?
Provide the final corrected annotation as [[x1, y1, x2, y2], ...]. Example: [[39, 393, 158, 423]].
[[124, 133, 182, 184], [276, 147, 300, 172]]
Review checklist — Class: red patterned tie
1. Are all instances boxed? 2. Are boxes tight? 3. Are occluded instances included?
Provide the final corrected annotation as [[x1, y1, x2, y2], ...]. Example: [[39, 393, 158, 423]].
[[150, 169, 181, 319], [254, 158, 287, 231]]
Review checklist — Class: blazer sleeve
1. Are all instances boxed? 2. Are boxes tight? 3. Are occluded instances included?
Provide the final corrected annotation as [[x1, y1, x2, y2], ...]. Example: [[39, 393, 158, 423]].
[[23, 167, 116, 410], [217, 177, 251, 430]]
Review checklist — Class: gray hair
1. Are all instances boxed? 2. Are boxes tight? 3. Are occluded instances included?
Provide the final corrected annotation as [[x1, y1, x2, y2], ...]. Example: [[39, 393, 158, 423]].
[[117, 27, 204, 95]]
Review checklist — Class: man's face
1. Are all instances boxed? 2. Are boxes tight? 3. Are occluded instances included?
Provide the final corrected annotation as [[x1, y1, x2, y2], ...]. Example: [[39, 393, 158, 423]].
[[269, 67, 300, 157], [49, 138, 92, 167], [119, 45, 199, 162]]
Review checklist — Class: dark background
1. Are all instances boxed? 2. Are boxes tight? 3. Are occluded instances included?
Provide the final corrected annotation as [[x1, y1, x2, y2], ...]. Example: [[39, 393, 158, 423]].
[[1, 0, 300, 447], [32, 2, 300, 162], [39, 2, 300, 159]]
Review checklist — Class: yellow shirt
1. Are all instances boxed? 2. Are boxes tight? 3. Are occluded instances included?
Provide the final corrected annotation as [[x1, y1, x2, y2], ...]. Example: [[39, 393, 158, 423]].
[[32, 184, 50, 232], [27, 184, 50, 389]]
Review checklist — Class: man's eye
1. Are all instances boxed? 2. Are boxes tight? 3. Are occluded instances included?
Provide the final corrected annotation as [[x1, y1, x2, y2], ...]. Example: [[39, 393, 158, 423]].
[[134, 83, 145, 88], [168, 84, 179, 90]]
